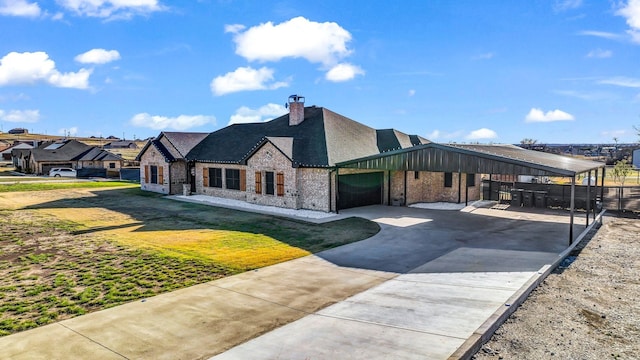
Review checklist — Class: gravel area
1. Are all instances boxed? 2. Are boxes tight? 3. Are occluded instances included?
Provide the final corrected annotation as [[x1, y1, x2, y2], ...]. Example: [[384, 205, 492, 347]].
[[473, 215, 640, 359]]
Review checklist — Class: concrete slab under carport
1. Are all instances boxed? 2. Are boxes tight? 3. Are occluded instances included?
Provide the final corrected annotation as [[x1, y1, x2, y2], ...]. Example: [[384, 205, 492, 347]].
[[212, 205, 587, 360]]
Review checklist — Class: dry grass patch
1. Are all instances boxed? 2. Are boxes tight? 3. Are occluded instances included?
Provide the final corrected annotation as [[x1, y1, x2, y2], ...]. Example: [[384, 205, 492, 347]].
[[0, 186, 379, 336]]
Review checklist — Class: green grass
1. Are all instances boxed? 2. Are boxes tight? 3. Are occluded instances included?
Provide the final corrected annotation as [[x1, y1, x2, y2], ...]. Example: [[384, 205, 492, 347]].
[[0, 181, 137, 192], [0, 186, 380, 336]]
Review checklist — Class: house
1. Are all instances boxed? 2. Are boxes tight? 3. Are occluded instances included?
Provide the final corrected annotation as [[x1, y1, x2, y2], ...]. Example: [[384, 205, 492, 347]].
[[104, 141, 138, 149], [135, 132, 209, 194], [12, 139, 124, 175], [2, 143, 33, 161], [138, 95, 465, 212], [8, 128, 28, 135], [76, 148, 125, 176]]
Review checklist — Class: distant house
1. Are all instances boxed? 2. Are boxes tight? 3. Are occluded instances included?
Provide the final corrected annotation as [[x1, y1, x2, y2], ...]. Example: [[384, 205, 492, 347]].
[[12, 139, 124, 175], [104, 141, 138, 149], [136, 132, 209, 194], [633, 148, 640, 169], [2, 143, 33, 161], [8, 128, 28, 135]]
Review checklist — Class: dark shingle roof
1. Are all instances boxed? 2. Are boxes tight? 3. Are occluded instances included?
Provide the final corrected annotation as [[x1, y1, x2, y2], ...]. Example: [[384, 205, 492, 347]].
[[162, 132, 209, 157], [77, 148, 123, 161], [187, 106, 425, 167], [30, 140, 92, 162]]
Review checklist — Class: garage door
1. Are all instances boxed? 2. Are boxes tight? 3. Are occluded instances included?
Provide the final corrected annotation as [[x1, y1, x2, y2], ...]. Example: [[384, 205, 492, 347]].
[[42, 163, 72, 174], [338, 172, 383, 210]]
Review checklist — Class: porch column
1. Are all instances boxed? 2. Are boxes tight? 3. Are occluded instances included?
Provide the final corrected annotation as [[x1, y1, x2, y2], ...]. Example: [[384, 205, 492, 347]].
[[569, 176, 575, 245], [586, 170, 591, 227]]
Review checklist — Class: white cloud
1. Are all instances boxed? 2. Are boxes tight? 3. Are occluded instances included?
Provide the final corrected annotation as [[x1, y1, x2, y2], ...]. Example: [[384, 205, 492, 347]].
[[57, 0, 164, 20], [426, 130, 441, 140], [129, 113, 215, 131], [466, 128, 498, 140], [586, 49, 612, 58], [599, 76, 640, 87], [525, 108, 575, 122], [75, 49, 121, 64], [228, 103, 287, 125], [0, 0, 41, 17], [224, 24, 245, 34], [408, 89, 416, 97], [230, 16, 353, 66], [614, 0, 640, 43], [0, 108, 39, 122], [577, 30, 622, 40], [0, 51, 92, 89], [553, 0, 582, 12], [325, 63, 364, 82], [210, 66, 288, 96], [472, 52, 494, 60], [58, 127, 78, 136]]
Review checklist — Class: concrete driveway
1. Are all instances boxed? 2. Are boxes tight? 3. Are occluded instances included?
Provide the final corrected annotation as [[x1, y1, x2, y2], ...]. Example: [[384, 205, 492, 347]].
[[0, 204, 586, 360], [211, 205, 581, 359]]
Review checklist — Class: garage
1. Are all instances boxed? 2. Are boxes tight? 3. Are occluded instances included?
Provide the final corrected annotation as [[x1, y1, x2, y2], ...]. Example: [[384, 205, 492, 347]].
[[42, 163, 73, 175], [337, 172, 383, 210]]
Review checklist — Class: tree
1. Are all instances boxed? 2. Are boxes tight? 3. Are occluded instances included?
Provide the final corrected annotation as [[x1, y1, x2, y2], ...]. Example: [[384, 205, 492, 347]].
[[611, 160, 632, 186], [520, 138, 538, 150]]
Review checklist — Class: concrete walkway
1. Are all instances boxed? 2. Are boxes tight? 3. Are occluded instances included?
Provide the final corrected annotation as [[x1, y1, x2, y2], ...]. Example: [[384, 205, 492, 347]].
[[0, 204, 589, 359]]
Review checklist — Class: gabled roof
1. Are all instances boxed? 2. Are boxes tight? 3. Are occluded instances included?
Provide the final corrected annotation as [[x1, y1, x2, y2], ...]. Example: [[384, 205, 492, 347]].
[[76, 148, 124, 161], [187, 106, 427, 167], [1, 143, 33, 154], [135, 131, 209, 162], [337, 142, 604, 177], [162, 132, 209, 157], [30, 140, 93, 162]]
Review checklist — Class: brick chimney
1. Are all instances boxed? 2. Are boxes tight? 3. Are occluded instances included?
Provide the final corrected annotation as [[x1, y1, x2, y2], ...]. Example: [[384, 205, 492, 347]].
[[288, 95, 305, 126]]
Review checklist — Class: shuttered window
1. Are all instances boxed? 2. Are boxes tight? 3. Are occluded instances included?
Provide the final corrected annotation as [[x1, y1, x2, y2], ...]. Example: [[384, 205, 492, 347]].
[[276, 173, 284, 197], [210, 168, 222, 188], [265, 171, 274, 195], [255, 171, 262, 194], [150, 165, 158, 184], [226, 169, 240, 190]]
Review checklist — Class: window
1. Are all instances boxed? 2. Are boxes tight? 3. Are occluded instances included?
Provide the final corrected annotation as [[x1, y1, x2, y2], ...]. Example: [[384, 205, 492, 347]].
[[414, 171, 420, 180], [467, 173, 476, 187], [226, 169, 241, 190], [109, 162, 116, 169], [265, 171, 275, 195], [150, 165, 158, 184], [276, 173, 284, 197], [210, 168, 222, 188], [255, 171, 262, 194], [444, 172, 453, 188]]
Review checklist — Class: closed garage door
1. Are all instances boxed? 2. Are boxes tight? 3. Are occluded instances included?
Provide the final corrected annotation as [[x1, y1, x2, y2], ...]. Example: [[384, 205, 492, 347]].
[[338, 172, 383, 210]]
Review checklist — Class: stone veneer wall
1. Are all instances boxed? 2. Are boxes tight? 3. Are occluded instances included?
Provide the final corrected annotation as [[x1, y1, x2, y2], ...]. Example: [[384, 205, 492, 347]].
[[246, 143, 300, 209], [391, 171, 482, 205], [298, 168, 331, 212], [195, 162, 247, 201], [139, 145, 170, 194], [168, 160, 188, 195]]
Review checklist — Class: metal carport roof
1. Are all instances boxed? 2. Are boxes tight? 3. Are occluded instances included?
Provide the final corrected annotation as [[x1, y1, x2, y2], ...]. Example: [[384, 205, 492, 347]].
[[335, 142, 606, 245], [335, 143, 603, 177]]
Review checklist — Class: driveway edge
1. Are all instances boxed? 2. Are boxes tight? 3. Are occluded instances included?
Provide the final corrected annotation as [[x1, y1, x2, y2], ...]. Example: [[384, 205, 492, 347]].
[[448, 210, 606, 360]]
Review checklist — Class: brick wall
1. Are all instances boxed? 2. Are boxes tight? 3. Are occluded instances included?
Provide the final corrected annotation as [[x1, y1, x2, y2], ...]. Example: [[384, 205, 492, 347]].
[[139, 146, 170, 194], [195, 162, 247, 201], [246, 143, 299, 209]]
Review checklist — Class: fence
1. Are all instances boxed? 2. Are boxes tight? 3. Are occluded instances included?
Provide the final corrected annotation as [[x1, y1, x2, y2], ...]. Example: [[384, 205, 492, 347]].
[[481, 180, 639, 212], [119, 168, 140, 182]]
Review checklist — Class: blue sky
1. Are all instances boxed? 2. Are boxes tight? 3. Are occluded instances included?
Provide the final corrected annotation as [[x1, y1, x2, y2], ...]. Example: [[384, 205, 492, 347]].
[[1, 0, 639, 144]]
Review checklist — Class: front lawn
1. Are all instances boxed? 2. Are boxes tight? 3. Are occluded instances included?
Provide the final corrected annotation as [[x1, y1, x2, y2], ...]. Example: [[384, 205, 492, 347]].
[[0, 186, 379, 336]]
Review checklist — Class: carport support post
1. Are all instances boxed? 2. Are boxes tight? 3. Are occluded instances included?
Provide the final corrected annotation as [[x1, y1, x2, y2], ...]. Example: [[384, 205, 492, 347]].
[[569, 176, 575, 245], [586, 170, 591, 227], [593, 169, 598, 220], [600, 167, 606, 210], [457, 172, 462, 204]]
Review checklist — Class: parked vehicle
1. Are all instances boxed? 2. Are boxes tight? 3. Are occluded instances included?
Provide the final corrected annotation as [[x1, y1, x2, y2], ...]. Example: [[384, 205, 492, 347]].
[[49, 168, 77, 177]]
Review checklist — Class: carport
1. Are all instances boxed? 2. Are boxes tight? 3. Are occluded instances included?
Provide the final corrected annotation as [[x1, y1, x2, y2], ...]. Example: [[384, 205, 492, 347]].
[[336, 143, 605, 244]]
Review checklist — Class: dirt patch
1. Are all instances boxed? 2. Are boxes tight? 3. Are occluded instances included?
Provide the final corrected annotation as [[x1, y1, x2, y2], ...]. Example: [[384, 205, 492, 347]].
[[473, 215, 640, 359]]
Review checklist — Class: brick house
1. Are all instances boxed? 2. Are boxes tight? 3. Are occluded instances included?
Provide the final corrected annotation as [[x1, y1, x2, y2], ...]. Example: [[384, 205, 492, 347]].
[[138, 96, 482, 211], [136, 132, 209, 194]]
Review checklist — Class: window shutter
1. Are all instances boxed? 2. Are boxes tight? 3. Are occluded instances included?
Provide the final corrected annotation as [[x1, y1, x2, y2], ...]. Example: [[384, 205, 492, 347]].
[[276, 173, 284, 197], [240, 169, 246, 191], [144, 165, 149, 184], [255, 171, 262, 194], [203, 168, 208, 187], [158, 166, 164, 184]]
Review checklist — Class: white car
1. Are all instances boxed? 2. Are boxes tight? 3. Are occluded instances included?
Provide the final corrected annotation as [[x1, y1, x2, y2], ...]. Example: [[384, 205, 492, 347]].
[[49, 168, 77, 178]]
